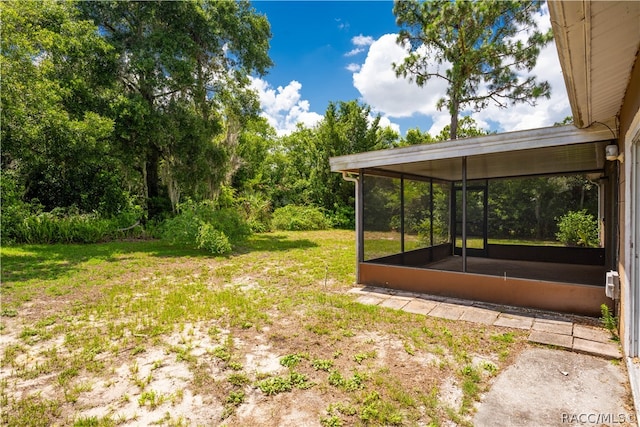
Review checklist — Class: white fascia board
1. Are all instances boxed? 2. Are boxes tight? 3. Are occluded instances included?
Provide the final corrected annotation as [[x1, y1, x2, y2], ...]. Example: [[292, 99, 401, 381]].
[[330, 124, 616, 173]]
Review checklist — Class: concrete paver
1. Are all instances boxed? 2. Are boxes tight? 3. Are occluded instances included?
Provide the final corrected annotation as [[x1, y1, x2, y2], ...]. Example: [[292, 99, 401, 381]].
[[459, 306, 500, 325], [402, 299, 438, 315], [351, 287, 631, 421], [428, 302, 467, 320], [444, 297, 474, 306], [379, 297, 410, 310], [531, 318, 573, 335], [493, 313, 534, 330], [528, 330, 573, 349], [573, 324, 612, 342], [573, 337, 622, 360], [390, 290, 422, 298], [354, 295, 386, 306]]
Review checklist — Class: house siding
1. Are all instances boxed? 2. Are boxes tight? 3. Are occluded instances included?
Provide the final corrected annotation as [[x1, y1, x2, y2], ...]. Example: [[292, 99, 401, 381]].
[[619, 52, 640, 355]]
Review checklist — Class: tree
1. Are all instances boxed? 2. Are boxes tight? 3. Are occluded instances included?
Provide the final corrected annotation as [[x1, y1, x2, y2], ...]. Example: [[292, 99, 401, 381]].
[[249, 101, 397, 227], [79, 0, 272, 216], [393, 0, 552, 140], [398, 116, 488, 146], [1, 0, 127, 214]]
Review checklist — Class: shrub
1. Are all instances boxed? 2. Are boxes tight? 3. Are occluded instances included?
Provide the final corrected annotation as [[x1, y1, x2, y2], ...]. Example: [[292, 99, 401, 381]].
[[1, 170, 34, 245], [196, 223, 232, 254], [1, 167, 145, 245], [555, 210, 599, 247], [8, 211, 144, 244], [238, 193, 272, 233], [271, 205, 331, 231], [327, 204, 355, 229], [161, 200, 250, 254]]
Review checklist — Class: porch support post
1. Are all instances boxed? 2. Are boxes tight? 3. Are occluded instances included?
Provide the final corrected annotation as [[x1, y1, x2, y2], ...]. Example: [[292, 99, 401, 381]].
[[429, 179, 434, 249], [462, 157, 468, 273], [400, 176, 405, 254], [484, 179, 489, 251], [341, 170, 364, 283], [357, 170, 364, 279]]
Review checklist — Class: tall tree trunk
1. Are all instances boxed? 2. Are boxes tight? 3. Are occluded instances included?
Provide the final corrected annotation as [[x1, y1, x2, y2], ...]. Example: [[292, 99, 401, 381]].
[[450, 99, 459, 140], [146, 147, 160, 200], [145, 146, 165, 219]]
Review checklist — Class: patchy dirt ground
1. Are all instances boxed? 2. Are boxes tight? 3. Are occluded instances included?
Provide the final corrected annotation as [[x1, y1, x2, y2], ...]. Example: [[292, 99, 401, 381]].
[[1, 292, 523, 426]]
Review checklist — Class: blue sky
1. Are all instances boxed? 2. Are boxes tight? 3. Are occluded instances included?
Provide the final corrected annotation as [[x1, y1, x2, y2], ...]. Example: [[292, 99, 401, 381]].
[[249, 1, 571, 137]]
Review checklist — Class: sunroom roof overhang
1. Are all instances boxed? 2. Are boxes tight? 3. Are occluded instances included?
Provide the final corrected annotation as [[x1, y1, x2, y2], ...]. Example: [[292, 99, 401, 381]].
[[330, 124, 617, 182]]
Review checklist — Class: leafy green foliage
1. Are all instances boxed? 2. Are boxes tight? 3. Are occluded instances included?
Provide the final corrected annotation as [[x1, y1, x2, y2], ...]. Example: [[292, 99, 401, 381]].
[[1, 0, 128, 215], [78, 0, 272, 216], [280, 353, 305, 368], [4, 206, 143, 245], [271, 205, 331, 231], [256, 372, 314, 395], [161, 200, 250, 254], [555, 210, 600, 247], [196, 224, 232, 256], [237, 192, 273, 233], [233, 101, 397, 229], [2, 0, 273, 221], [394, 0, 552, 139], [600, 304, 619, 340], [311, 359, 334, 371], [320, 415, 344, 427], [328, 370, 367, 392]]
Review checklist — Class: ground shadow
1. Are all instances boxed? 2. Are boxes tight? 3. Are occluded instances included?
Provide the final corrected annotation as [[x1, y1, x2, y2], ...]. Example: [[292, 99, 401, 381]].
[[235, 233, 318, 253], [1, 241, 165, 284], [1, 234, 318, 284]]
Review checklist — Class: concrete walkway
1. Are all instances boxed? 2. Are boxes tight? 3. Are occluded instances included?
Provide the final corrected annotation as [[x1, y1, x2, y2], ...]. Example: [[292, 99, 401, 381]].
[[349, 286, 622, 360]]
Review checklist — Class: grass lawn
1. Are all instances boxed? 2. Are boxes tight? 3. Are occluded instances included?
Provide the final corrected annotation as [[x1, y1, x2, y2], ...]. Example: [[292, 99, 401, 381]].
[[1, 230, 527, 426]]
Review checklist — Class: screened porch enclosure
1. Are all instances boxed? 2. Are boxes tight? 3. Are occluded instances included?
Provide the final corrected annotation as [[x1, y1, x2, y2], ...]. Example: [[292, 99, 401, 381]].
[[331, 124, 618, 316], [362, 172, 606, 287]]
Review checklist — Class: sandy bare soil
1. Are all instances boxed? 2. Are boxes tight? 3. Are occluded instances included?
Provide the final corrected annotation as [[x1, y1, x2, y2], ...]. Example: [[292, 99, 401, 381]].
[[1, 293, 513, 426]]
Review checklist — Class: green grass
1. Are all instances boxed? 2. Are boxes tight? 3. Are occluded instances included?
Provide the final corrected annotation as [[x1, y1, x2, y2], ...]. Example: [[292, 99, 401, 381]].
[[0, 230, 526, 426]]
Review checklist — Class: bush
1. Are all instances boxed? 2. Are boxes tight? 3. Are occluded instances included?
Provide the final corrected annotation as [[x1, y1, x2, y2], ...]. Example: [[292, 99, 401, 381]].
[[1, 168, 145, 244], [196, 223, 232, 254], [161, 200, 251, 254], [327, 204, 355, 229], [555, 210, 599, 247], [238, 193, 272, 233], [7, 209, 144, 244], [1, 170, 33, 245], [271, 205, 331, 231]]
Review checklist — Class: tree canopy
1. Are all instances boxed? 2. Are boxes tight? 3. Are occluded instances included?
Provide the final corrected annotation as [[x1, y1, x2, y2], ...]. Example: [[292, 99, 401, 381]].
[[1, 0, 124, 213], [2, 0, 273, 218], [78, 0, 272, 216], [393, 0, 552, 140]]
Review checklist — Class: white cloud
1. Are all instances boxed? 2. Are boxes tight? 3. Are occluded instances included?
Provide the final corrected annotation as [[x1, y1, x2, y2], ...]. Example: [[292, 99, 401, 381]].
[[350, 6, 571, 135], [345, 35, 374, 57], [353, 34, 448, 119], [345, 47, 364, 57], [352, 34, 374, 47], [335, 18, 349, 31], [249, 77, 323, 136], [346, 63, 361, 72]]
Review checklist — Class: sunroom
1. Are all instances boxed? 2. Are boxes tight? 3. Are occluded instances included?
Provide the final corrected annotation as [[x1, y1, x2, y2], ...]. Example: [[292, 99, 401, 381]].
[[330, 123, 618, 316]]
